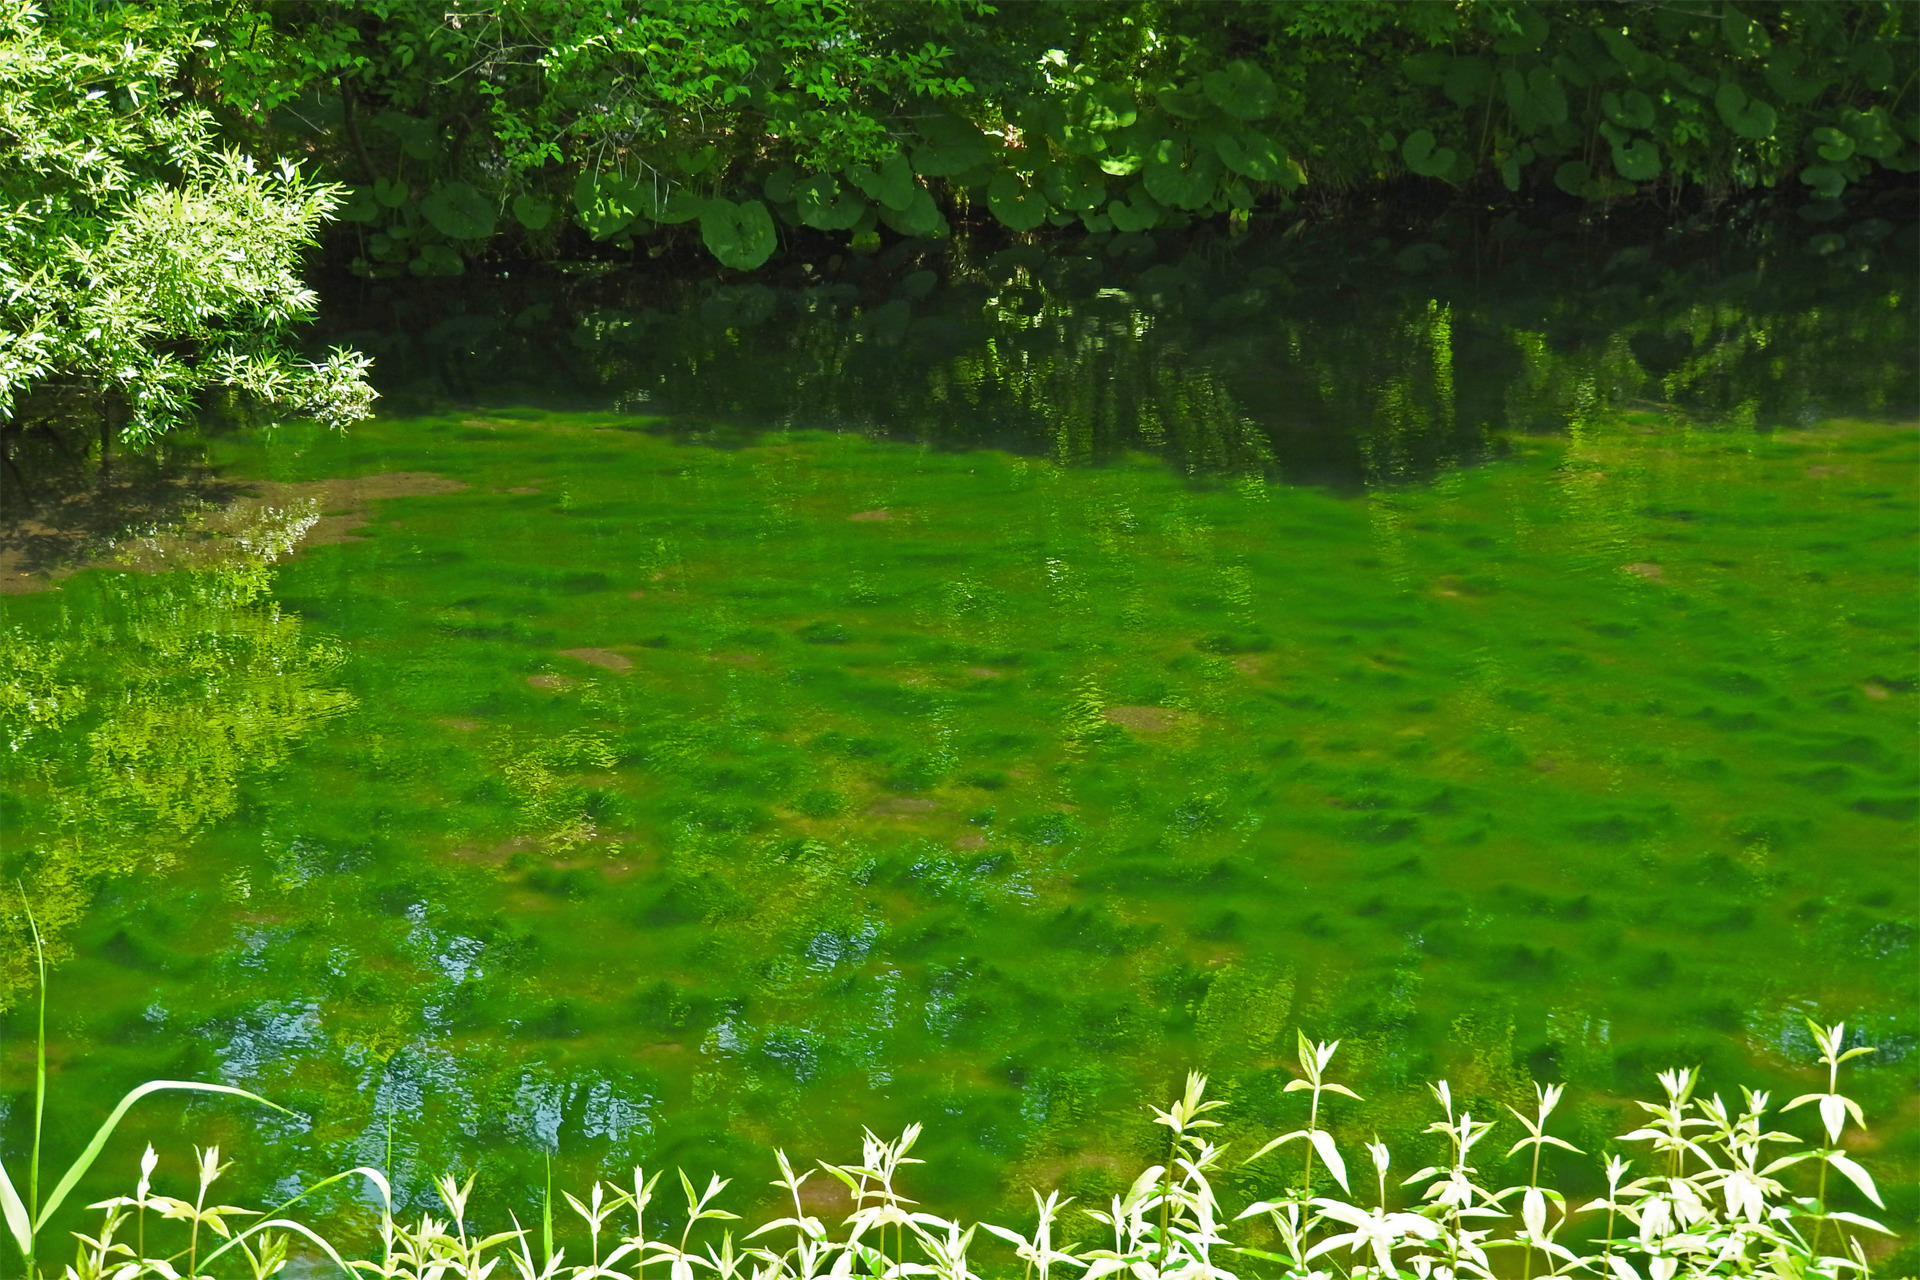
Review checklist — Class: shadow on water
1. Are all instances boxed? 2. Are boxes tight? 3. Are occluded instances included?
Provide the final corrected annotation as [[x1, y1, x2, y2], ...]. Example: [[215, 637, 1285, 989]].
[[312, 185, 1916, 486], [1, 197, 1916, 1248]]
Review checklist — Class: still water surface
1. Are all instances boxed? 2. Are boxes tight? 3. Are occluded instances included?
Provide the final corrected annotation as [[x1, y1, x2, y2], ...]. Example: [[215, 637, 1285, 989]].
[[2, 219, 1915, 1239]]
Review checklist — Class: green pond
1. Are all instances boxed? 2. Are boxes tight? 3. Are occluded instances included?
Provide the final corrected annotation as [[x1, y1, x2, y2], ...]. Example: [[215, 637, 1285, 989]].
[[1, 221, 1916, 1247]]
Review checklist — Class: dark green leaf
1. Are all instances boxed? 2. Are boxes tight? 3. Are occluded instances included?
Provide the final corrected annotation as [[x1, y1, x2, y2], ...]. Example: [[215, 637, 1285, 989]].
[[846, 152, 916, 211], [372, 177, 409, 208], [987, 171, 1049, 232], [1214, 128, 1285, 182], [1714, 83, 1778, 140], [511, 194, 553, 231], [1201, 61, 1278, 120], [1798, 164, 1846, 199], [420, 180, 495, 240], [1609, 136, 1661, 181], [1143, 136, 1221, 210], [1603, 89, 1657, 131], [878, 186, 947, 239], [409, 244, 465, 276], [698, 198, 776, 270], [794, 175, 867, 230], [1401, 129, 1457, 179]]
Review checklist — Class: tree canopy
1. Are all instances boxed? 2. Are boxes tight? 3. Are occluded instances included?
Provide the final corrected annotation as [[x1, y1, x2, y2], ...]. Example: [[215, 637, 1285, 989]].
[[132, 0, 1920, 275], [0, 0, 374, 444]]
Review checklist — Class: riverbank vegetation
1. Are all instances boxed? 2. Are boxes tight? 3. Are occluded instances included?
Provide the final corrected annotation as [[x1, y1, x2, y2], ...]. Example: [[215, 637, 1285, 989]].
[[5, 1009, 1903, 1280]]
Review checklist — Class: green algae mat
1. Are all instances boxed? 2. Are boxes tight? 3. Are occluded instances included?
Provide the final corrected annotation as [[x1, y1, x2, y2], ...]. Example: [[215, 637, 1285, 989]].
[[3, 405, 1913, 1231]]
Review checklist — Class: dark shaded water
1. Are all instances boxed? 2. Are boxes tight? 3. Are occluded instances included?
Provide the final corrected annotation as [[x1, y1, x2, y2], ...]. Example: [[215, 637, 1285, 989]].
[[2, 206, 1916, 1250]]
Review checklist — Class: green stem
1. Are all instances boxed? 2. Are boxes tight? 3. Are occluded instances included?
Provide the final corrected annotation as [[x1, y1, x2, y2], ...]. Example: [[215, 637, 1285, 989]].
[[23, 888, 47, 1280]]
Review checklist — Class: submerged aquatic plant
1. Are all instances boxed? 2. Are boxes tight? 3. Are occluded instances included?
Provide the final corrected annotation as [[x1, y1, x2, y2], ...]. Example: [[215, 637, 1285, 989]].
[[11, 1021, 1898, 1280]]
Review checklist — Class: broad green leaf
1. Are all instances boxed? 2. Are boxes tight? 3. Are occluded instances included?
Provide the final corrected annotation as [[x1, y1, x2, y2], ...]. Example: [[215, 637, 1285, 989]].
[[1106, 186, 1163, 233], [1503, 66, 1568, 132], [1442, 57, 1493, 109], [372, 176, 409, 208], [1041, 163, 1106, 212], [1154, 81, 1210, 120], [573, 172, 636, 240], [699, 198, 776, 270], [986, 171, 1048, 232], [846, 152, 915, 211], [910, 114, 993, 176], [510, 194, 552, 231], [1143, 136, 1221, 210], [1846, 41, 1894, 91], [420, 180, 495, 240], [1603, 89, 1656, 131], [1554, 160, 1593, 198], [1201, 60, 1278, 120], [1721, 5, 1771, 58], [1714, 82, 1778, 140], [1610, 136, 1661, 181], [643, 186, 709, 225], [762, 166, 797, 203], [1214, 128, 1284, 182], [1763, 46, 1829, 105], [371, 110, 438, 159], [794, 175, 867, 231], [1401, 129, 1457, 179], [1810, 126, 1855, 162], [336, 185, 381, 223], [1072, 83, 1137, 133], [409, 244, 464, 276], [1798, 164, 1846, 199], [676, 144, 719, 176], [877, 186, 947, 239]]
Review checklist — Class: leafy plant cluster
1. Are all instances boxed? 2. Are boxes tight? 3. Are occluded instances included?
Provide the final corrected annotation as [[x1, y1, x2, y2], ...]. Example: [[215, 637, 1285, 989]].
[[6, 1021, 1904, 1280], [106, 0, 1920, 276], [0, 0, 374, 444]]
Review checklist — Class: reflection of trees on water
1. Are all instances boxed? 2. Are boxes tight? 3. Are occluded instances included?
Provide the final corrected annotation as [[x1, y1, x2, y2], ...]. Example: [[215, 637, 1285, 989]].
[[331, 217, 1913, 490], [0, 504, 354, 1003]]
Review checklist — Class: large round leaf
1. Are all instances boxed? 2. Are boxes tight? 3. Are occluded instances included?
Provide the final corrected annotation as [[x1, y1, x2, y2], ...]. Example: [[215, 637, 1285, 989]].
[[1798, 164, 1846, 199], [699, 198, 776, 270], [1073, 83, 1138, 133], [987, 172, 1049, 232], [1041, 162, 1106, 213], [511, 194, 553, 232], [1503, 66, 1568, 132], [1400, 129, 1458, 179], [1106, 186, 1164, 233], [1214, 128, 1284, 182], [1143, 137, 1221, 210], [795, 175, 868, 230], [421, 180, 496, 240], [408, 244, 465, 277], [1714, 82, 1778, 140], [573, 172, 637, 240], [878, 186, 948, 239], [1609, 136, 1662, 181], [846, 152, 916, 212], [1201, 60, 1278, 120], [1602, 89, 1656, 131], [911, 114, 993, 176], [337, 185, 382, 224], [1810, 126, 1854, 163], [373, 176, 410, 209]]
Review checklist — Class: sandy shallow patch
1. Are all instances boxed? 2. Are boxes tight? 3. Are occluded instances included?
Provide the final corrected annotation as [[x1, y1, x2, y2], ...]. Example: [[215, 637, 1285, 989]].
[[559, 647, 634, 672], [1, 471, 465, 591], [1102, 705, 1199, 733]]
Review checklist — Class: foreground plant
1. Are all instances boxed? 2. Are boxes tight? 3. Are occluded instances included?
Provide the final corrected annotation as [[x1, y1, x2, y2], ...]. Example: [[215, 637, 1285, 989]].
[[20, 1021, 1897, 1280]]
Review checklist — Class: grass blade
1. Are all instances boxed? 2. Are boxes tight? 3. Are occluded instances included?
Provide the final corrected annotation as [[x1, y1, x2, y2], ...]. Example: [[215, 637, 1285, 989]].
[[33, 1080, 288, 1232], [0, 1159, 32, 1263]]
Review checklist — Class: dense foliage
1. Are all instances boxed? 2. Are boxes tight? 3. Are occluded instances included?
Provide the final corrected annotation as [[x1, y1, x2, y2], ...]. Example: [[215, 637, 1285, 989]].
[[0, 1, 374, 444], [111, 0, 1920, 275]]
